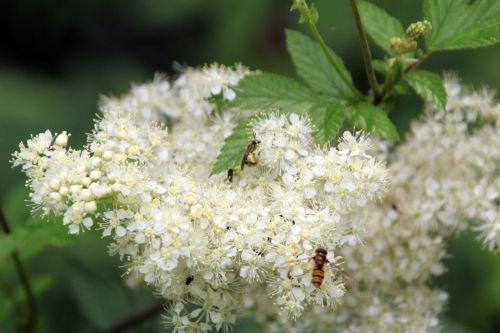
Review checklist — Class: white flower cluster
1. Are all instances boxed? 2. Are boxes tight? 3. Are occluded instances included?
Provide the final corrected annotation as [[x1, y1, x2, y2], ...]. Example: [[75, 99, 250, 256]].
[[391, 75, 500, 251], [13, 64, 389, 332], [248, 76, 499, 332], [247, 286, 447, 333]]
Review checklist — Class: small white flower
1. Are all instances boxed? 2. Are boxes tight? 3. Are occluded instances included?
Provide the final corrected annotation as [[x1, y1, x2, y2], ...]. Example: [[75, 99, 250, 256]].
[[54, 131, 69, 147]]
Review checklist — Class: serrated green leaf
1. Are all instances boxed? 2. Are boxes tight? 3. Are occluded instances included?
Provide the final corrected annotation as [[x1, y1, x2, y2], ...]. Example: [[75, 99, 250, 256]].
[[378, 97, 395, 114], [286, 29, 356, 99], [308, 103, 345, 144], [20, 219, 76, 247], [358, 0, 407, 54], [424, 0, 500, 51], [211, 117, 254, 176], [229, 73, 330, 113], [0, 218, 78, 264], [405, 70, 447, 109], [347, 103, 400, 141]]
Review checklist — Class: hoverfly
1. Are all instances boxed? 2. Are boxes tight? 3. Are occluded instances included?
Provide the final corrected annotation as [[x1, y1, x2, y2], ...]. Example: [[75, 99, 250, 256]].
[[276, 247, 352, 288], [311, 247, 353, 288], [241, 135, 261, 170], [311, 247, 328, 288]]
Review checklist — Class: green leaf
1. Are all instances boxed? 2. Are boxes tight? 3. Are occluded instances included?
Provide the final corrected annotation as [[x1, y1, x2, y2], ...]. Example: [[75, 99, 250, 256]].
[[404, 70, 447, 109], [0, 234, 15, 259], [229, 73, 329, 113], [358, 0, 407, 54], [424, 0, 500, 51], [67, 259, 136, 330], [394, 81, 410, 95], [347, 103, 400, 141], [307, 102, 345, 144], [372, 59, 390, 74], [211, 117, 254, 176], [0, 218, 79, 263], [13, 275, 53, 300], [378, 97, 396, 114], [1, 183, 32, 229], [0, 275, 52, 321], [18, 218, 80, 258], [286, 29, 357, 99]]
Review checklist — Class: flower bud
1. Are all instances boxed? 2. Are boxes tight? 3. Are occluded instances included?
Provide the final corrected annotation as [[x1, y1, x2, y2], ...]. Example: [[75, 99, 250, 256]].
[[49, 192, 62, 203], [54, 131, 70, 147], [69, 185, 82, 195], [90, 170, 102, 181], [84, 201, 97, 213], [49, 178, 60, 190], [80, 188, 93, 201], [90, 156, 102, 167], [103, 150, 113, 161], [81, 177, 92, 187], [390, 37, 417, 55], [82, 217, 93, 228], [76, 165, 87, 173], [406, 20, 432, 39], [59, 186, 69, 196]]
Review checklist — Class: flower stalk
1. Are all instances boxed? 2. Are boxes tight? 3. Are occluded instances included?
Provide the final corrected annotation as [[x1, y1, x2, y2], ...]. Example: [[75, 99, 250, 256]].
[[306, 22, 365, 100], [292, 0, 364, 99], [0, 208, 37, 331], [347, 0, 381, 101], [105, 301, 170, 333]]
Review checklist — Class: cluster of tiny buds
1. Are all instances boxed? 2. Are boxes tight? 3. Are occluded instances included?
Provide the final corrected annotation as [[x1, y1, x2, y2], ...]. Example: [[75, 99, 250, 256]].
[[389, 20, 431, 56], [406, 20, 432, 39], [389, 37, 417, 55]]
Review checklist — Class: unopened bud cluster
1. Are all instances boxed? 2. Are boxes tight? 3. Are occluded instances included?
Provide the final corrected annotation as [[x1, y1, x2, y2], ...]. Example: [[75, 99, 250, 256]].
[[290, 0, 319, 24], [390, 37, 417, 55], [406, 20, 432, 39], [390, 20, 431, 56]]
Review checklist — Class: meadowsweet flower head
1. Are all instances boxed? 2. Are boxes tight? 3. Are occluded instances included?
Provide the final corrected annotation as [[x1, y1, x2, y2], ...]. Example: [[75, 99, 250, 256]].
[[14, 57, 496, 332], [12, 64, 390, 331], [249, 75, 499, 332]]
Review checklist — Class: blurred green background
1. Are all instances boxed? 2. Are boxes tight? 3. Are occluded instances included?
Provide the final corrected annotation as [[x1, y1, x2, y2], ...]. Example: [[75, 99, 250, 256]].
[[0, 0, 498, 332]]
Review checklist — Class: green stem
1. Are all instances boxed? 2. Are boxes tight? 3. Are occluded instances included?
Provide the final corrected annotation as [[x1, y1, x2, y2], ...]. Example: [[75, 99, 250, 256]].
[[0, 208, 37, 331], [105, 300, 170, 333], [0, 275, 24, 318], [348, 0, 380, 101], [305, 21, 365, 100], [12, 252, 36, 331]]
